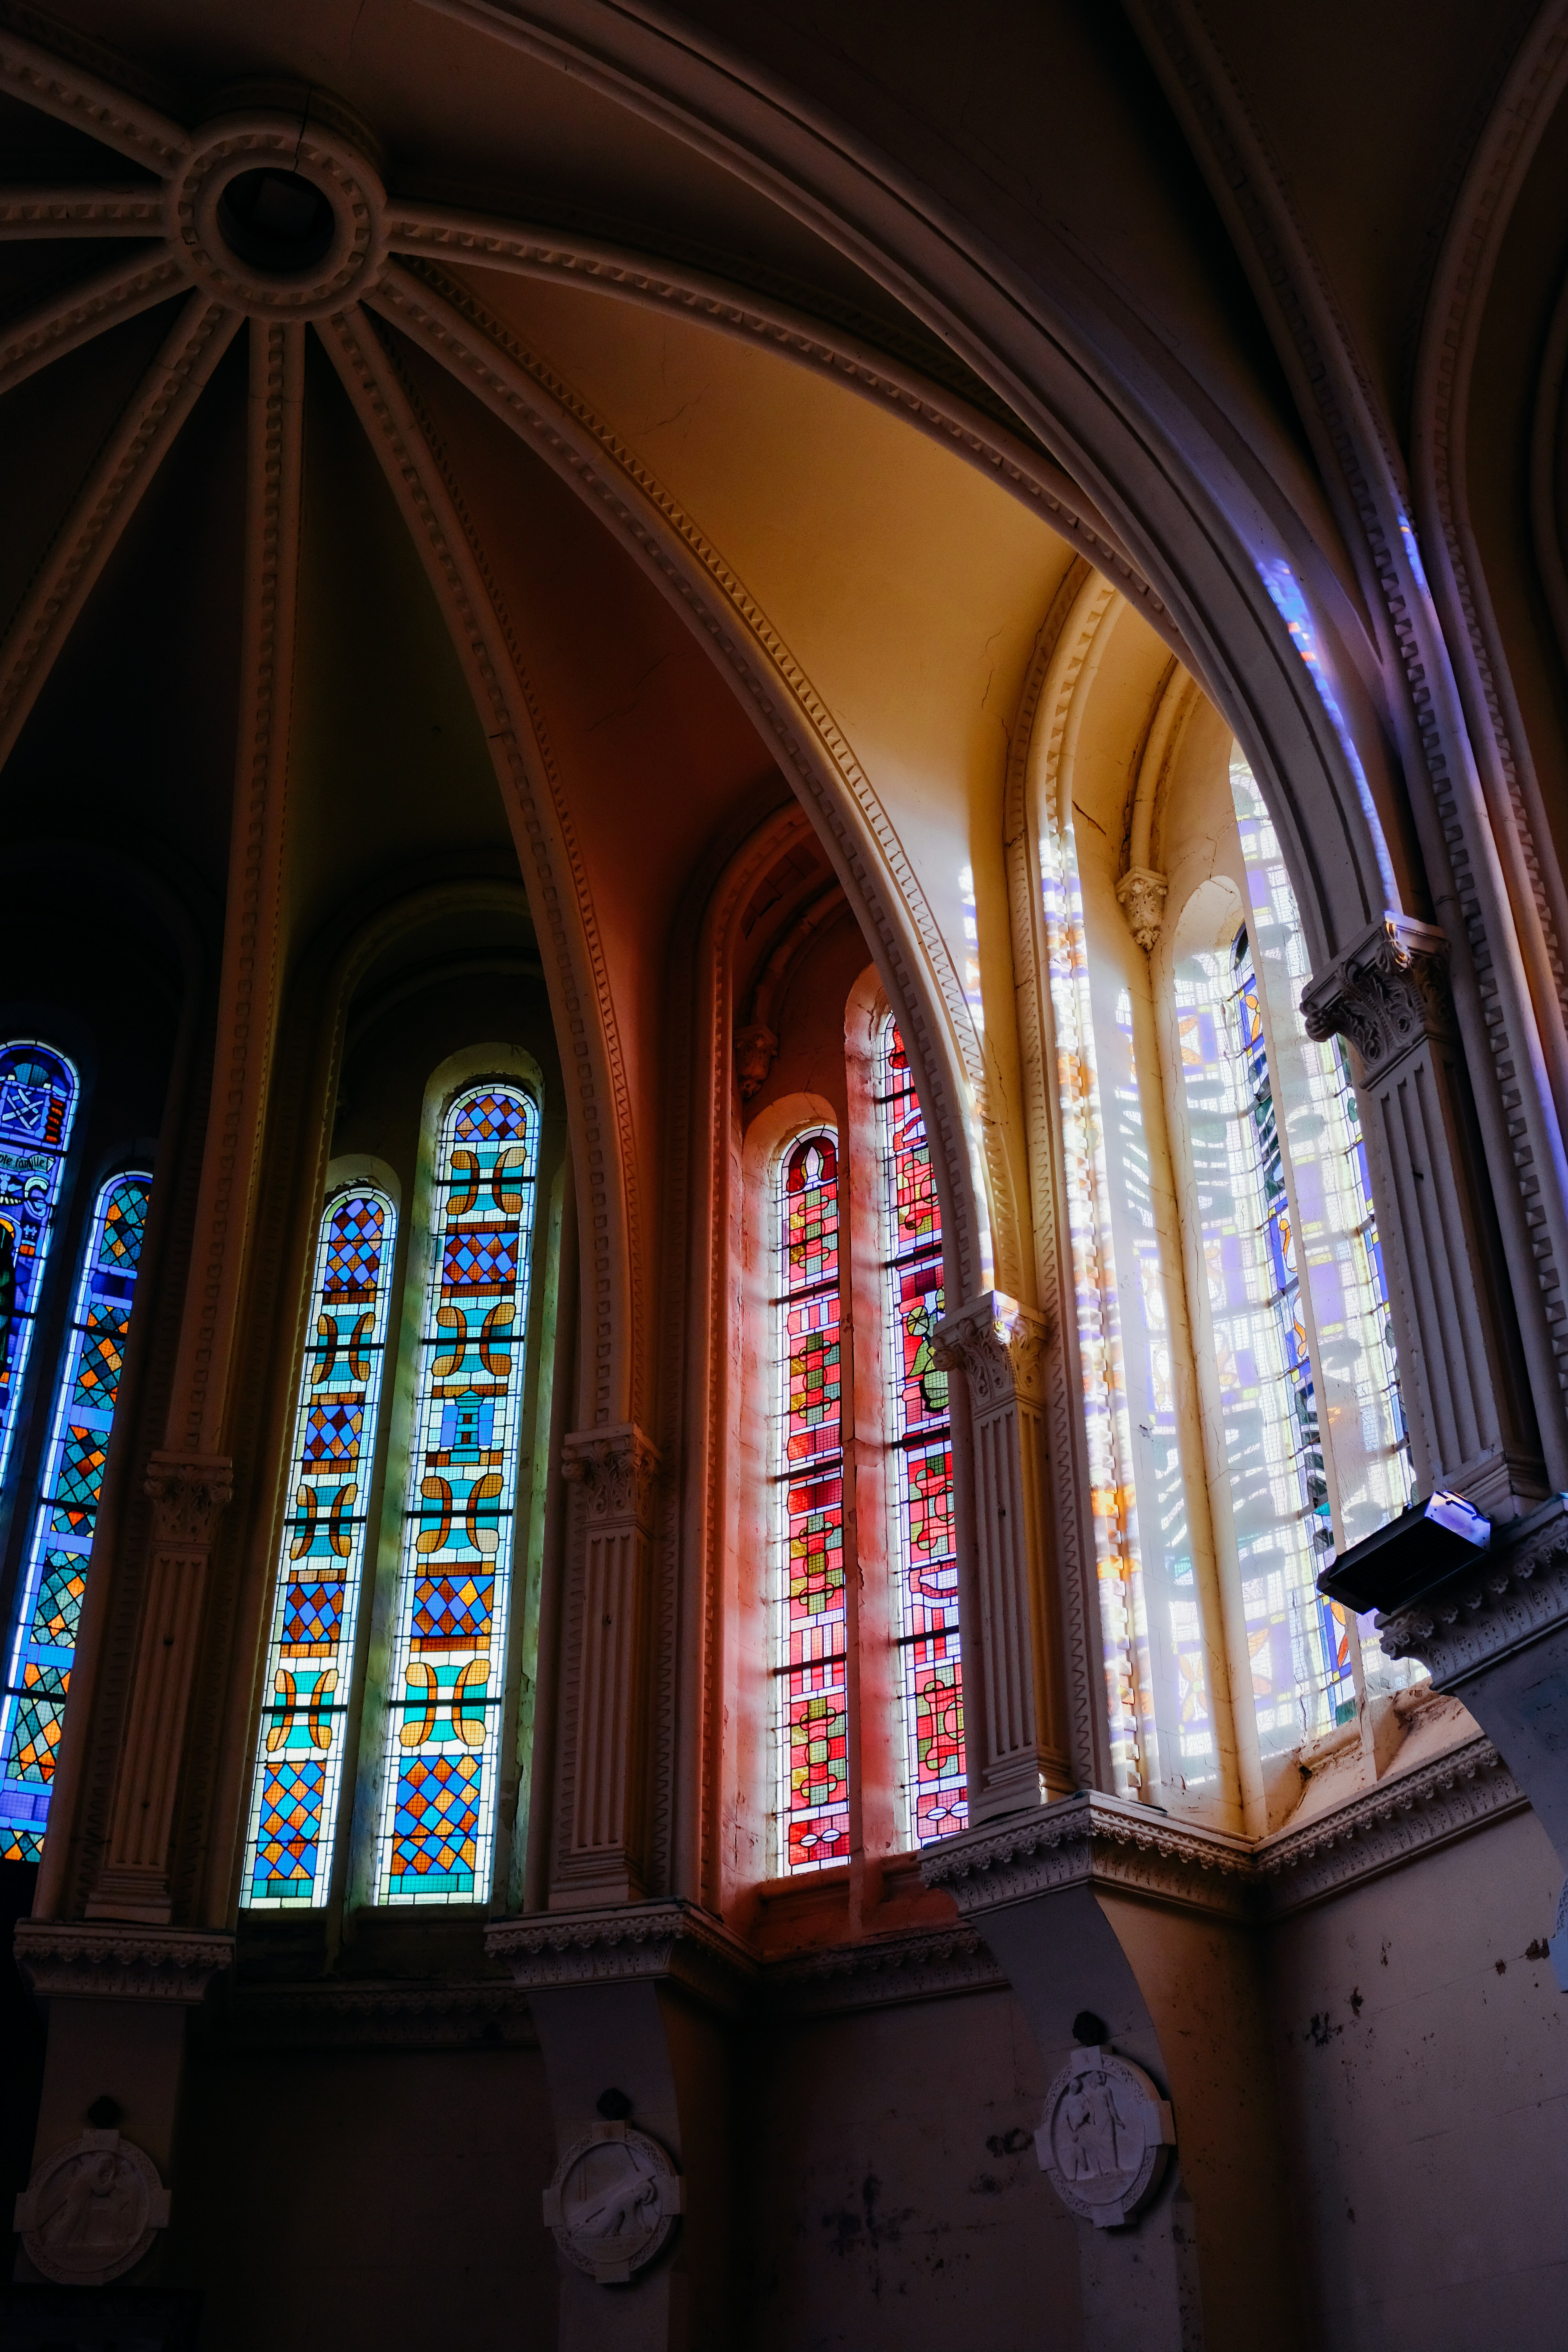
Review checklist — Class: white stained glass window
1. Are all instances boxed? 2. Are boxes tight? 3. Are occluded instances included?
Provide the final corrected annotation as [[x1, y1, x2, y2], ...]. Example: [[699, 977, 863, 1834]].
[[374, 1085, 537, 1904], [242, 1185, 398, 1907]]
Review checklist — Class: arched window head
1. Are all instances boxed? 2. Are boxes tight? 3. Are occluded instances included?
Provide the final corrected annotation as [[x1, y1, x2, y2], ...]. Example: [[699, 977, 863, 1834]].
[[242, 1182, 398, 1908], [0, 1170, 149, 1862], [375, 1083, 539, 1904], [771, 1129, 849, 1875], [0, 1042, 80, 1497], [877, 1021, 966, 1846]]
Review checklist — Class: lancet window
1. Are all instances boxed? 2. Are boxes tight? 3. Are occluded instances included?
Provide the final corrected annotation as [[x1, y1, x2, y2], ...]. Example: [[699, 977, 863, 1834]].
[[373, 1083, 539, 1904], [242, 1184, 398, 1907], [0, 1171, 150, 1863], [0, 1042, 79, 1497], [771, 1129, 849, 1874], [877, 1022, 966, 1845]]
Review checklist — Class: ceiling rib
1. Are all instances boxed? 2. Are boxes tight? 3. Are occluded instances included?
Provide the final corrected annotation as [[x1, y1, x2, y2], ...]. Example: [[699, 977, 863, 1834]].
[[0, 187, 166, 236], [0, 289, 240, 769], [0, 24, 188, 175], [0, 249, 185, 399]]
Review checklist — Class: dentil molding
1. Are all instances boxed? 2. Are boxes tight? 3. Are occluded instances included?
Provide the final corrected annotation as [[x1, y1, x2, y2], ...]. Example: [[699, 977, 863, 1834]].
[[14, 1920, 234, 2003]]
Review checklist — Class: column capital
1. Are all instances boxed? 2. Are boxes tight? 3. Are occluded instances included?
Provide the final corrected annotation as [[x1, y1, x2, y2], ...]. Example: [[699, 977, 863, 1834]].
[[1300, 913, 1455, 1075], [933, 1292, 1049, 1412], [560, 1423, 660, 1524], [142, 1450, 233, 1547]]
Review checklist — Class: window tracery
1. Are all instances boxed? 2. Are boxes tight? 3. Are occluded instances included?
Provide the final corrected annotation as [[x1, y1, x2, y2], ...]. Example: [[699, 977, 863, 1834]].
[[0, 1171, 149, 1863]]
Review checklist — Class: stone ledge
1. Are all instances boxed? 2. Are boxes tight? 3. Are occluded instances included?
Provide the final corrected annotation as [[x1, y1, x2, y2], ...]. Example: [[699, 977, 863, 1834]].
[[1378, 1494, 1568, 1686], [14, 1921, 234, 2004], [764, 1922, 1005, 2015], [920, 1791, 1256, 1920], [486, 1900, 757, 2016], [218, 1978, 537, 2049], [1254, 1733, 1527, 1913]]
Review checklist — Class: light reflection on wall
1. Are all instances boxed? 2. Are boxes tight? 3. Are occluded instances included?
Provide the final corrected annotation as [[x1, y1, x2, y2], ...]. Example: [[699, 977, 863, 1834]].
[[1038, 809, 1159, 1798], [1108, 989, 1214, 1788], [1229, 756, 1419, 1697]]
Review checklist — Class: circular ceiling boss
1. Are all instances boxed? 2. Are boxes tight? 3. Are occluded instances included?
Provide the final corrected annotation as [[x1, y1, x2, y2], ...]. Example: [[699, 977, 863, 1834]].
[[165, 109, 387, 318]]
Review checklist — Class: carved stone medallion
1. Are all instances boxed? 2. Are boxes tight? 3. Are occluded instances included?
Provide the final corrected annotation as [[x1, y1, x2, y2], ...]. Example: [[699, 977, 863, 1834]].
[[14, 2129, 171, 2284], [542, 2121, 682, 2283], [1034, 2046, 1175, 2227]]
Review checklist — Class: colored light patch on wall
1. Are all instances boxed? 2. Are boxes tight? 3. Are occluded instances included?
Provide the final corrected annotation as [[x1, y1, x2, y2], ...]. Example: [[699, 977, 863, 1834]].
[[374, 1085, 538, 1904], [0, 1169, 147, 1864], [241, 1186, 397, 1906]]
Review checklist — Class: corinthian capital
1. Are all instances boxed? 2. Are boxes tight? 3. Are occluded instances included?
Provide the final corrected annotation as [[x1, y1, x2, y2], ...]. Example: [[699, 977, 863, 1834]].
[[933, 1292, 1049, 1413], [1300, 914, 1455, 1076], [561, 1423, 660, 1524], [1114, 866, 1168, 954], [143, 1452, 233, 1550]]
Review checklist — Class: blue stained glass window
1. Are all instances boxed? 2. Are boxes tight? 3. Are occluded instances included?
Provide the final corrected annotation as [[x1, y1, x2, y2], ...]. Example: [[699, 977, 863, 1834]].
[[241, 1185, 398, 1907], [374, 1085, 538, 1904], [0, 1042, 80, 1501], [0, 1171, 149, 1862]]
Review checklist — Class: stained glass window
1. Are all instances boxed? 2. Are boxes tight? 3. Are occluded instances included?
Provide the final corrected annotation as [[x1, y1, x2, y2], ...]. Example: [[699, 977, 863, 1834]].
[[877, 1025, 967, 1845], [0, 1171, 149, 1863], [374, 1085, 538, 1903], [0, 1042, 79, 1501], [771, 1131, 849, 1874], [241, 1185, 398, 1907]]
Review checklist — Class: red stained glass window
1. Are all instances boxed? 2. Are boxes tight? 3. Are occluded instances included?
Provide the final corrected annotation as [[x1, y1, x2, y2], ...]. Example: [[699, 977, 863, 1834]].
[[771, 1132, 850, 1873], [878, 1024, 967, 1845]]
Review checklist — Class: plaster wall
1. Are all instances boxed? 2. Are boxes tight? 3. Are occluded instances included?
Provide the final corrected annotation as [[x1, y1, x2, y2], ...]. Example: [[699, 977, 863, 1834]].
[[1267, 1811, 1568, 2352]]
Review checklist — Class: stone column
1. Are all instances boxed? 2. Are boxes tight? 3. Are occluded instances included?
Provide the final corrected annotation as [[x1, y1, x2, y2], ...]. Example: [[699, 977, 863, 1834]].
[[550, 1425, 661, 1906], [1301, 914, 1544, 1516], [86, 1457, 232, 1923], [933, 1292, 1074, 1820]]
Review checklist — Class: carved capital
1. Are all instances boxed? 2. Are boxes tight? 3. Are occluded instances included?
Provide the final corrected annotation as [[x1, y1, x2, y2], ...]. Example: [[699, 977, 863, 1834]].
[[1300, 914, 1455, 1075], [143, 1450, 232, 1550], [561, 1424, 660, 1525], [932, 1292, 1049, 1412], [1114, 865, 1168, 953], [733, 1022, 778, 1098]]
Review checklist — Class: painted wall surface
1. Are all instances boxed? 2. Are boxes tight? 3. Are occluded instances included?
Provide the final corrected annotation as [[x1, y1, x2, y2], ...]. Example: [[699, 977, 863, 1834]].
[[1269, 1812, 1568, 2350], [744, 1985, 1080, 2351]]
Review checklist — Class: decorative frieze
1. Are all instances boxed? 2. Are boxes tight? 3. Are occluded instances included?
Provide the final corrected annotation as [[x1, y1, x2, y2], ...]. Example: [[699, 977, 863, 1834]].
[[1301, 913, 1456, 1078], [922, 1789, 1254, 1919], [13, 1922, 233, 2005]]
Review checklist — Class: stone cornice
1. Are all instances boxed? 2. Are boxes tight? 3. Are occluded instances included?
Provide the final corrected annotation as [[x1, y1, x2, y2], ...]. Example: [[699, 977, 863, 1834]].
[[764, 1923, 1005, 2015], [1254, 1735, 1525, 1914], [220, 1978, 536, 2049], [14, 1920, 233, 2003], [921, 1791, 1256, 1920], [1377, 1495, 1568, 1685], [487, 1900, 756, 2016]]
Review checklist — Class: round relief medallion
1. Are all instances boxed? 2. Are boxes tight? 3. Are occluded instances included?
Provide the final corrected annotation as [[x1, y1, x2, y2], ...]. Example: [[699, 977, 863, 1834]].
[[542, 2122, 683, 2283], [15, 2129, 171, 2285], [1034, 2046, 1176, 2229], [165, 109, 386, 318]]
